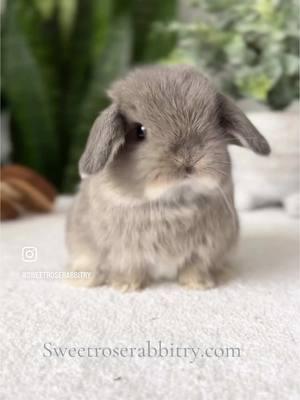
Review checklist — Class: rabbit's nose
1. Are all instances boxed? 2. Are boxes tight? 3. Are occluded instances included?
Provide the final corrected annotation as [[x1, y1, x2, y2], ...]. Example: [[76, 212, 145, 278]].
[[184, 165, 194, 174]]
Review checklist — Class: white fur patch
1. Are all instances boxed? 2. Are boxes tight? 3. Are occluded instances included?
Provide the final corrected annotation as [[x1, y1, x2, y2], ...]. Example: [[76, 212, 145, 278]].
[[98, 174, 218, 206], [144, 180, 176, 200], [145, 176, 218, 201]]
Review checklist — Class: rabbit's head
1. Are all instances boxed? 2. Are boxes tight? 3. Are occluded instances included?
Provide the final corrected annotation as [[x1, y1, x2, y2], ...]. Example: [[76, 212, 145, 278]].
[[79, 66, 270, 201]]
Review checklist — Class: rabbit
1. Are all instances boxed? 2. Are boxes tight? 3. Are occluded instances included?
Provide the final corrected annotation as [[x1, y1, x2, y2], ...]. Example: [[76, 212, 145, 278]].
[[66, 65, 270, 291]]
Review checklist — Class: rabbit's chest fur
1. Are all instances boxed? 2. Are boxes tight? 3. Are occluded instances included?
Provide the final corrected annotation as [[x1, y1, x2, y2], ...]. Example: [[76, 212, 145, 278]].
[[86, 179, 238, 279], [96, 202, 202, 279]]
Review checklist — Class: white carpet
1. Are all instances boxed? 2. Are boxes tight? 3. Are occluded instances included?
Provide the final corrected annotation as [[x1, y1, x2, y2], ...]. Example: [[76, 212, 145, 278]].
[[0, 197, 299, 400]]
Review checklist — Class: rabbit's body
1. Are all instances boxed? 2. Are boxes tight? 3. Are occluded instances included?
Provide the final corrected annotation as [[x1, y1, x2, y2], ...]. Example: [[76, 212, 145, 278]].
[[67, 172, 238, 288], [66, 66, 270, 290]]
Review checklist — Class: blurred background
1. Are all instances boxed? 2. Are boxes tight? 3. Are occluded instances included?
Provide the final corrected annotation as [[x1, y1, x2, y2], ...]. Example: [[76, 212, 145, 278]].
[[1, 0, 299, 193]]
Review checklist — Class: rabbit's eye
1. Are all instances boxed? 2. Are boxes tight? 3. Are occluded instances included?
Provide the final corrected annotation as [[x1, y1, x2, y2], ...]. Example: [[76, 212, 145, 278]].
[[136, 124, 146, 140]]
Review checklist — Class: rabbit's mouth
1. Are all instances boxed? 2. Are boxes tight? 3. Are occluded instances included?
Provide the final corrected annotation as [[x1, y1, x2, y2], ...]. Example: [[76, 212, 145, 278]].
[[144, 174, 218, 201]]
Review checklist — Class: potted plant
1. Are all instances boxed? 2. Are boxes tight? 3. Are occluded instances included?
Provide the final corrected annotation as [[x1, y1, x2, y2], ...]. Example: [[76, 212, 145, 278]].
[[156, 0, 299, 216]]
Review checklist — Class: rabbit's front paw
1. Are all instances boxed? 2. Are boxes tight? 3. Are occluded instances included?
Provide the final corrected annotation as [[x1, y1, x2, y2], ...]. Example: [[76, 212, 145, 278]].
[[111, 281, 144, 292], [66, 254, 104, 287], [110, 270, 147, 292], [178, 265, 215, 290]]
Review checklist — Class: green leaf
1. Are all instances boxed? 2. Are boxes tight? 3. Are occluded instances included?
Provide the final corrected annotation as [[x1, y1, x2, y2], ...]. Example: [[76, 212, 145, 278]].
[[33, 0, 56, 19], [236, 68, 274, 101], [57, 0, 78, 42], [161, 47, 198, 65], [254, 0, 279, 21], [132, 0, 178, 62], [2, 0, 60, 184], [63, 14, 132, 190], [224, 35, 247, 65], [282, 53, 299, 75]]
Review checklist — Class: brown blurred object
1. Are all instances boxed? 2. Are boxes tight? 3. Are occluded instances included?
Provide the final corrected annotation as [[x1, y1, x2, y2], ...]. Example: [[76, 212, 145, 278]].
[[0, 164, 57, 221]]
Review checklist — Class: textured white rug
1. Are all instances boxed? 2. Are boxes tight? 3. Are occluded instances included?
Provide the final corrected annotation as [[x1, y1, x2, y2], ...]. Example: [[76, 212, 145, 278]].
[[0, 197, 299, 400]]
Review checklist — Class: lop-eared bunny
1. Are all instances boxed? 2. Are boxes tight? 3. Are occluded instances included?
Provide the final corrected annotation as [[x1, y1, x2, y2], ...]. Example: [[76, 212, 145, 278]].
[[66, 66, 270, 291]]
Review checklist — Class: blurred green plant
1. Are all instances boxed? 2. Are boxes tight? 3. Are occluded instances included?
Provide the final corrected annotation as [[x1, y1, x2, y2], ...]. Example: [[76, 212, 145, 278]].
[[2, 0, 177, 191], [159, 0, 299, 109]]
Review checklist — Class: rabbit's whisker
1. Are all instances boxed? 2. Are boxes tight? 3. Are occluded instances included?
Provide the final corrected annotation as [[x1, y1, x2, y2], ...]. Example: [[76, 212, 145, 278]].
[[202, 166, 227, 177]]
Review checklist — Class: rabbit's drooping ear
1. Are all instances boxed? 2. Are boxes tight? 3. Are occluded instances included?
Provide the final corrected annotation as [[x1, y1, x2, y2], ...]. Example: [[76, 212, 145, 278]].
[[79, 104, 125, 177], [218, 94, 271, 155]]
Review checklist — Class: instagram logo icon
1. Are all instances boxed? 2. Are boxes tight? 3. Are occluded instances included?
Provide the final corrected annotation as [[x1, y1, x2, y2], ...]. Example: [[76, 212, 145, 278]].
[[22, 247, 38, 262]]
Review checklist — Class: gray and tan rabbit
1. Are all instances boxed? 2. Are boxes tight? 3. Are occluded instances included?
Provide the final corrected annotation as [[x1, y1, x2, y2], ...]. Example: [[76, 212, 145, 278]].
[[66, 65, 270, 291]]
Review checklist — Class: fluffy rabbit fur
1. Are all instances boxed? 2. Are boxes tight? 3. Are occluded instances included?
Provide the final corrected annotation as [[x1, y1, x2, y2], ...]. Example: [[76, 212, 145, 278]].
[[66, 65, 270, 291]]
